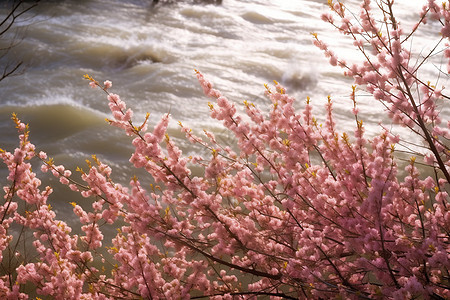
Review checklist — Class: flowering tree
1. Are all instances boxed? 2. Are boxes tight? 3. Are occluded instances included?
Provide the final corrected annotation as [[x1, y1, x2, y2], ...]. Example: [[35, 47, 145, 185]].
[[0, 0, 448, 299]]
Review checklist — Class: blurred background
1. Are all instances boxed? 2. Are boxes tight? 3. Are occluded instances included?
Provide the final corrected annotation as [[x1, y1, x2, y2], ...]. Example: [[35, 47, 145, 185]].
[[0, 0, 446, 224]]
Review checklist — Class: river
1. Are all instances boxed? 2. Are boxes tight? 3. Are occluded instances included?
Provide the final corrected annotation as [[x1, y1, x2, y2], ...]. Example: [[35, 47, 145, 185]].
[[0, 0, 446, 224]]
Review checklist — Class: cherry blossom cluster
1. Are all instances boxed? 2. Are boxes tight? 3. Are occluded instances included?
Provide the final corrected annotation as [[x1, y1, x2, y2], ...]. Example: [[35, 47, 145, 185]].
[[0, 1, 447, 299], [316, 0, 450, 183]]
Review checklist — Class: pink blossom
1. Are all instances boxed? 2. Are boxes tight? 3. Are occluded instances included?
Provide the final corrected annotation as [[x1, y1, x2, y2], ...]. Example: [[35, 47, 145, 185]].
[[0, 2, 448, 299], [103, 80, 112, 89]]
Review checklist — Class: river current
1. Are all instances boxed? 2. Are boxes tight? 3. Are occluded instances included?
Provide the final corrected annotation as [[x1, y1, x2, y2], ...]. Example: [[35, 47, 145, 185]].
[[0, 0, 447, 222]]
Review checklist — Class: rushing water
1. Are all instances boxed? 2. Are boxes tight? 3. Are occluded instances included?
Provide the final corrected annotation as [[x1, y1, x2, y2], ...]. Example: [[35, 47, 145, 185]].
[[0, 0, 447, 222]]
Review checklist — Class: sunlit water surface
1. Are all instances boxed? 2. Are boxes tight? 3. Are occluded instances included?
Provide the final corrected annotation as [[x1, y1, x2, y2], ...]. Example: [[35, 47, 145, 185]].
[[0, 0, 447, 226]]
